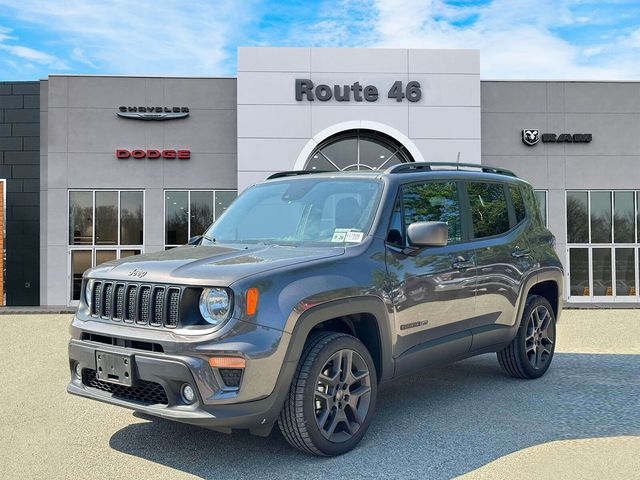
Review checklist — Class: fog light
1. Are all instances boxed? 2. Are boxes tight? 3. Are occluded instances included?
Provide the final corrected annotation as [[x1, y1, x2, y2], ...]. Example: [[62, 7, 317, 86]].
[[181, 383, 195, 404], [74, 362, 82, 379]]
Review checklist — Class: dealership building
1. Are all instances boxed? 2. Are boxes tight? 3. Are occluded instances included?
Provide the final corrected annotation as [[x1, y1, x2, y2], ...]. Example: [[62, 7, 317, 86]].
[[0, 47, 638, 307]]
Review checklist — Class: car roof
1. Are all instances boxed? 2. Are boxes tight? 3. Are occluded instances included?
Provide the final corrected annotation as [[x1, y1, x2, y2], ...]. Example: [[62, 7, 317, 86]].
[[265, 163, 528, 187]]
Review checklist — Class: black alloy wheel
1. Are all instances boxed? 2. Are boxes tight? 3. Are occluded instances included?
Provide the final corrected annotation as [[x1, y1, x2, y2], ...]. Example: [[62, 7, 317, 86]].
[[278, 332, 377, 456], [314, 348, 372, 442], [524, 304, 555, 369], [497, 295, 557, 379]]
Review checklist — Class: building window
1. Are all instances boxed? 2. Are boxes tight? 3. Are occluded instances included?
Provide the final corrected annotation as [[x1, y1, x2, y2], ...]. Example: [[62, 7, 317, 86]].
[[534, 190, 547, 226], [305, 129, 413, 172], [566, 190, 639, 302], [69, 190, 144, 302], [165, 190, 236, 248]]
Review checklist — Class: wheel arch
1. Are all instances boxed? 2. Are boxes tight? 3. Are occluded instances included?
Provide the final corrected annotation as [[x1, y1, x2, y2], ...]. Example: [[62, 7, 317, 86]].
[[528, 280, 560, 317], [283, 296, 394, 383]]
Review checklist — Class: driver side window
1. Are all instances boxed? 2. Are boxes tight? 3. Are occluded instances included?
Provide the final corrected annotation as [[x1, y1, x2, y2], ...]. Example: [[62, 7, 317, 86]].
[[401, 182, 462, 245]]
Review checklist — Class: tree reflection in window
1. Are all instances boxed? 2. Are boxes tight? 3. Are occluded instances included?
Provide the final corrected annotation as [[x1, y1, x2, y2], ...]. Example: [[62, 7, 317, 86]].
[[467, 182, 510, 238], [402, 182, 461, 244]]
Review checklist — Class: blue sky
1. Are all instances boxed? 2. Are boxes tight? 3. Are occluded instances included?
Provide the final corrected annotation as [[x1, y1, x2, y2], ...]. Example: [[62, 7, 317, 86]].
[[1, 0, 639, 80]]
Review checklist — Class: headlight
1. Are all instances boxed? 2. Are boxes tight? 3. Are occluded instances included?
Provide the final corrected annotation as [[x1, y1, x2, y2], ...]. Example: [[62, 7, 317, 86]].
[[199, 288, 231, 326], [85, 280, 93, 309]]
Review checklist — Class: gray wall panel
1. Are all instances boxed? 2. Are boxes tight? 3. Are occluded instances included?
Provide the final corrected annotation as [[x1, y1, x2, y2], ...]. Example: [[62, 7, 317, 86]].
[[237, 47, 310, 72], [408, 49, 480, 74], [237, 47, 481, 192], [563, 82, 640, 113], [311, 48, 407, 73], [481, 80, 640, 303], [42, 76, 237, 306]]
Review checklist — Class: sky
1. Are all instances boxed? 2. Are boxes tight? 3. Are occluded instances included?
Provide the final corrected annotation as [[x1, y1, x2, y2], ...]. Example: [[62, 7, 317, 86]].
[[0, 0, 639, 80]]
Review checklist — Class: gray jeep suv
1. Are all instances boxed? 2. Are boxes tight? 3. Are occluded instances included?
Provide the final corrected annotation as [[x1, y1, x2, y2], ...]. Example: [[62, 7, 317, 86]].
[[67, 162, 563, 456]]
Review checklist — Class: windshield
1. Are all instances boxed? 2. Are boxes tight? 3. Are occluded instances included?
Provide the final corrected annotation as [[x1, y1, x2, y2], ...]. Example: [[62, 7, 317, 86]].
[[203, 177, 383, 246]]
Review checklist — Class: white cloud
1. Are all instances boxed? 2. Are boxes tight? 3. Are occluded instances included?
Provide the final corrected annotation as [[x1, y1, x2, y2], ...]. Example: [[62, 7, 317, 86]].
[[0, 0, 258, 76], [0, 26, 69, 70], [0, 44, 69, 69], [364, 0, 640, 79]]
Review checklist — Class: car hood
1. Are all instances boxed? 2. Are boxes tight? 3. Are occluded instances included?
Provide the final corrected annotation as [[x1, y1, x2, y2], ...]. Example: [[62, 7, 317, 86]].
[[87, 244, 345, 286]]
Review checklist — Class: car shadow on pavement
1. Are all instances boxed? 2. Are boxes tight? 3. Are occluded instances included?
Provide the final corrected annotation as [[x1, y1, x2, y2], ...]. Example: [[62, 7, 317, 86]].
[[109, 352, 639, 479]]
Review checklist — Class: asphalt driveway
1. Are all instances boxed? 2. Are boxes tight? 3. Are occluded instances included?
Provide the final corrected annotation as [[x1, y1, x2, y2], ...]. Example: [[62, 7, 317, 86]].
[[0, 310, 638, 479]]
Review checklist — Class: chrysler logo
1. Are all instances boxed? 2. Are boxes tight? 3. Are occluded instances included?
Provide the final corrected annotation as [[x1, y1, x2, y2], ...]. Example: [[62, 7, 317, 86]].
[[117, 106, 189, 121], [522, 129, 540, 146]]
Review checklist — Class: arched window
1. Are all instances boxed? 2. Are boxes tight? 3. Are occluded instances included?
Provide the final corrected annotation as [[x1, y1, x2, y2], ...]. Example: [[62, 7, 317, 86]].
[[304, 129, 413, 172]]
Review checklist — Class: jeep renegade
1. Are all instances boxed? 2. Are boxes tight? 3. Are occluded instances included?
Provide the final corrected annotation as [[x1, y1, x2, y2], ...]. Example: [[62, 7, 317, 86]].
[[68, 162, 563, 456]]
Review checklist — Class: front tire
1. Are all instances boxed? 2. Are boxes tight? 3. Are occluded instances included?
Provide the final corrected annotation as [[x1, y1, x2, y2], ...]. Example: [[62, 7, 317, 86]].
[[497, 295, 556, 379], [278, 332, 377, 456]]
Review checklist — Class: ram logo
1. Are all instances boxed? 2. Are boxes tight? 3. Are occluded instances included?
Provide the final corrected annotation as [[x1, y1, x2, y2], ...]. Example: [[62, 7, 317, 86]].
[[522, 129, 540, 146]]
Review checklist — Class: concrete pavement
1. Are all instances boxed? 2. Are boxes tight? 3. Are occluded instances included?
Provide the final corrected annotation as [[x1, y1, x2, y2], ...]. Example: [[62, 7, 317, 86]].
[[0, 310, 638, 479]]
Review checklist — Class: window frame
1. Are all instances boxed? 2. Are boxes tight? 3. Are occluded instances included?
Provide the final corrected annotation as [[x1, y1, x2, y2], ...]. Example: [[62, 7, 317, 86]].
[[68, 189, 145, 247], [164, 189, 237, 249], [463, 180, 526, 242], [67, 189, 145, 305], [386, 179, 467, 248], [565, 189, 640, 303]]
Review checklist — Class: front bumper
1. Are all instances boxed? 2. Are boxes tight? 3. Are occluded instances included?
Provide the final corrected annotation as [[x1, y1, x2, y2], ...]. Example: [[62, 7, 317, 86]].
[[67, 325, 296, 435]]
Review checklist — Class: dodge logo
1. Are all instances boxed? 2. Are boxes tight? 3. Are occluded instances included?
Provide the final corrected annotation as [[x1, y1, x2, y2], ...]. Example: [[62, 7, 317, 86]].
[[522, 129, 540, 146]]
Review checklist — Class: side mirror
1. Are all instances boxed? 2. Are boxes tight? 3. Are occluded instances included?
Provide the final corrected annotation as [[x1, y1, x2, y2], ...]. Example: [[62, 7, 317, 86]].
[[407, 221, 448, 247], [188, 235, 203, 245]]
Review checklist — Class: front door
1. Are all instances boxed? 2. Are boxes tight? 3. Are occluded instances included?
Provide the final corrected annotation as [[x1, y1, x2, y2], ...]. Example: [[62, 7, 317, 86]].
[[385, 180, 476, 367]]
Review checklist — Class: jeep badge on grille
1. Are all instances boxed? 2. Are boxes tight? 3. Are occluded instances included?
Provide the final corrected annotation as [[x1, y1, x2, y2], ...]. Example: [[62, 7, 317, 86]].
[[128, 269, 147, 278]]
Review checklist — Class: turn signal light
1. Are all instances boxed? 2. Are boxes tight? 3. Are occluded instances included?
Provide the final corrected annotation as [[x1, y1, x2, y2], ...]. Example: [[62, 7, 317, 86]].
[[209, 356, 246, 369], [246, 288, 259, 315]]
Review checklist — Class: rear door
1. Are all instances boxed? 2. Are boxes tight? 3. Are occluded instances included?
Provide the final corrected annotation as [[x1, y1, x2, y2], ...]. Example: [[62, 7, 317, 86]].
[[385, 180, 476, 365], [467, 181, 537, 349]]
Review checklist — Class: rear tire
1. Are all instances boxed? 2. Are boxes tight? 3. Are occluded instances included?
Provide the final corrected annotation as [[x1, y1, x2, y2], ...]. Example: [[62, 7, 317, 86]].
[[497, 295, 556, 379], [278, 331, 377, 456]]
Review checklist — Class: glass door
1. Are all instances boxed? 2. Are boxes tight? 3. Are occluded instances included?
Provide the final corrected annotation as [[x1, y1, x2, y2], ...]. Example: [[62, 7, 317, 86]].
[[566, 190, 639, 303]]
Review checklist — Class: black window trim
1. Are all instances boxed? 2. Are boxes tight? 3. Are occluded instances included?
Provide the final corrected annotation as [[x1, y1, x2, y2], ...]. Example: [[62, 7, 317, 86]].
[[385, 179, 468, 248], [464, 179, 530, 243]]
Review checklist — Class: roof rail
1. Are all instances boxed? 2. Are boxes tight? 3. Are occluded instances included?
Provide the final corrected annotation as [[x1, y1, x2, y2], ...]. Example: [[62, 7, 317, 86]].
[[266, 170, 330, 180], [385, 162, 517, 178]]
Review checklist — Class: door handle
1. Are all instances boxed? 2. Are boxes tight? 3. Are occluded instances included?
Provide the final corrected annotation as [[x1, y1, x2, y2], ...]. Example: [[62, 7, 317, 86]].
[[511, 247, 531, 258], [452, 259, 474, 270]]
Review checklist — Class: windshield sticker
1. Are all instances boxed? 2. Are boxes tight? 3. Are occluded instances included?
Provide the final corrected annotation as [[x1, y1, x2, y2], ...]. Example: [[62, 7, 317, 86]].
[[332, 229, 364, 243], [345, 231, 364, 243], [332, 228, 350, 242]]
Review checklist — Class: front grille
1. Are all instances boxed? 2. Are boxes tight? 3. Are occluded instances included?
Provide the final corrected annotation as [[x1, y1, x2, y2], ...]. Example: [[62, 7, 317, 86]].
[[102, 283, 114, 317], [151, 288, 165, 327], [90, 281, 182, 329], [167, 289, 180, 327], [138, 286, 151, 325], [114, 284, 125, 320], [125, 285, 137, 323], [83, 369, 168, 405]]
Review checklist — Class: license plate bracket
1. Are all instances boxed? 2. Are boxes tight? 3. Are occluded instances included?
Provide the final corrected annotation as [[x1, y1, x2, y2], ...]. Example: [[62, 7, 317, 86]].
[[96, 351, 134, 386]]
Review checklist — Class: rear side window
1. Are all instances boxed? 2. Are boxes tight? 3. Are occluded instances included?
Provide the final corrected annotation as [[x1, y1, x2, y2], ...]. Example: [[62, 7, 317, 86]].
[[509, 185, 526, 224], [402, 182, 462, 244], [466, 182, 510, 238]]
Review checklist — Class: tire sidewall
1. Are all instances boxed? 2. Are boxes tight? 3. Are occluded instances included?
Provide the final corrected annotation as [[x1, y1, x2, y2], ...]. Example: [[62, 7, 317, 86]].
[[302, 335, 378, 456], [516, 296, 556, 378]]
